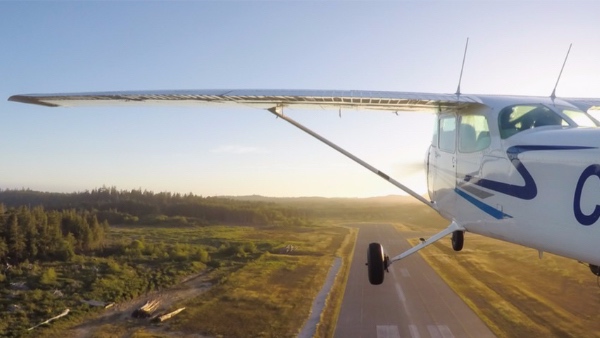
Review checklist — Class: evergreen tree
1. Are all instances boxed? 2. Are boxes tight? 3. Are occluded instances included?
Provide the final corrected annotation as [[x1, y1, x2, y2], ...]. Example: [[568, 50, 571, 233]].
[[0, 239, 7, 263], [19, 207, 39, 260], [6, 214, 25, 263], [45, 211, 65, 259]]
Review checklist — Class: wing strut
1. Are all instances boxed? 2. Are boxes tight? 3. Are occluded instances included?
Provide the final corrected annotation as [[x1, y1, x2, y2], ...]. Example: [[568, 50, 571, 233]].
[[267, 106, 435, 209], [389, 221, 464, 264]]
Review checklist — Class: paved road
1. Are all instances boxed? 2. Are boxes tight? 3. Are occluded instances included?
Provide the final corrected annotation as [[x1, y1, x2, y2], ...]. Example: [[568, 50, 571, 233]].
[[334, 224, 496, 338]]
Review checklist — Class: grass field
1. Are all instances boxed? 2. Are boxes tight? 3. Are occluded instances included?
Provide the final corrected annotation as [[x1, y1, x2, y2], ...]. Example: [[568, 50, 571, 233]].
[[21, 196, 600, 338], [407, 229, 600, 338], [52, 222, 351, 338], [169, 224, 349, 338]]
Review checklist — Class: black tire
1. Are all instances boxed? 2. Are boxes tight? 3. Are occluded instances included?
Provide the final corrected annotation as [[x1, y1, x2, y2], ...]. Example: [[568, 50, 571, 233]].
[[367, 242, 385, 285], [452, 231, 464, 251]]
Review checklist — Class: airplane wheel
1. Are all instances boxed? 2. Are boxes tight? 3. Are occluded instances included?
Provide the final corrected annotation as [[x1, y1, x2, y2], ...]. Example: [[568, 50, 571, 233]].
[[367, 242, 385, 285], [452, 231, 464, 251]]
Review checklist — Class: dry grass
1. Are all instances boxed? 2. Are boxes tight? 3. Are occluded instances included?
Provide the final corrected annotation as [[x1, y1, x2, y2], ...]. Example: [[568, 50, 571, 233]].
[[412, 233, 600, 338], [168, 225, 350, 338], [172, 254, 329, 337]]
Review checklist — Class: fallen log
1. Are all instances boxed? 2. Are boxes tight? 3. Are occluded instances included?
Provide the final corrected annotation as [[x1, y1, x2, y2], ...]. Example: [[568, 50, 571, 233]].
[[153, 307, 186, 323], [28, 308, 70, 331], [132, 299, 160, 318]]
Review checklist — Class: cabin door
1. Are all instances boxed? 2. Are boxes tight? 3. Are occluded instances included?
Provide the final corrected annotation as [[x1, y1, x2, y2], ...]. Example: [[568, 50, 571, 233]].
[[428, 113, 457, 212]]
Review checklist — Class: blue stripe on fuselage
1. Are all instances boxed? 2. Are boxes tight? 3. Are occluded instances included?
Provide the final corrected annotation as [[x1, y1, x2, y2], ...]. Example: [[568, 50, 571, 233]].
[[454, 188, 512, 219]]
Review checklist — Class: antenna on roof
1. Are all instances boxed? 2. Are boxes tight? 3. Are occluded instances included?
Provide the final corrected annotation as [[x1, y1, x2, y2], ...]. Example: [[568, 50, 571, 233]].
[[550, 43, 572, 101], [455, 38, 469, 96]]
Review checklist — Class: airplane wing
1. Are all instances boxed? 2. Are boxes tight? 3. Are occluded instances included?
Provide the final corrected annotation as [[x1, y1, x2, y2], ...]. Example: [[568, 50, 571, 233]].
[[8, 89, 482, 112], [562, 97, 600, 112]]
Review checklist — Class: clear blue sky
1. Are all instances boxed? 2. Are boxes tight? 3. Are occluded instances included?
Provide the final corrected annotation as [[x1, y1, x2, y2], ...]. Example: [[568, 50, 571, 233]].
[[1, 1, 600, 197]]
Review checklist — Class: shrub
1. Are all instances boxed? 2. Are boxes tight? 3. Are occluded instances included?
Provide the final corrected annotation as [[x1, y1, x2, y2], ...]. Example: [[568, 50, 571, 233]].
[[39, 267, 57, 286]]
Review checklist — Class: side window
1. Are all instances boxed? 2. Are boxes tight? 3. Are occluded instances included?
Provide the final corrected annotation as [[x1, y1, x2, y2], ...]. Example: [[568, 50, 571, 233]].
[[561, 108, 599, 127], [439, 116, 456, 153], [459, 115, 490, 153]]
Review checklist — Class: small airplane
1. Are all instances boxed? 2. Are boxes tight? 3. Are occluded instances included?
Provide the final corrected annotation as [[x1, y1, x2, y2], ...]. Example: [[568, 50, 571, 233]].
[[8, 45, 600, 285]]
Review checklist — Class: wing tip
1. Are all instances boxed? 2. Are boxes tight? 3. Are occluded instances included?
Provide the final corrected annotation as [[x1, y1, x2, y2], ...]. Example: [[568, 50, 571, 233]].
[[8, 95, 60, 107]]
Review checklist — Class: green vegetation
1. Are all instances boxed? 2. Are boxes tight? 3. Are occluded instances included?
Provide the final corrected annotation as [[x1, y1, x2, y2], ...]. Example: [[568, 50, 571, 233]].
[[16, 189, 598, 338], [0, 188, 360, 338], [0, 206, 107, 265], [0, 187, 309, 227], [12, 188, 599, 338], [0, 216, 214, 336]]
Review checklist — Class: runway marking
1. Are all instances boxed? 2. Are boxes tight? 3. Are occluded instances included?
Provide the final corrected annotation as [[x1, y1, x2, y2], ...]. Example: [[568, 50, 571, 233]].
[[427, 325, 442, 338], [394, 283, 406, 303], [376, 325, 400, 338], [427, 325, 455, 338], [400, 268, 411, 277], [409, 324, 421, 338], [437, 325, 454, 338]]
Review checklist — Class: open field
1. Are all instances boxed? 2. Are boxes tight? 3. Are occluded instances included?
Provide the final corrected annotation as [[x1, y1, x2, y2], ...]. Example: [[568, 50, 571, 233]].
[[35, 222, 351, 338], [169, 224, 349, 338], [0, 193, 402, 337], [9, 195, 600, 338]]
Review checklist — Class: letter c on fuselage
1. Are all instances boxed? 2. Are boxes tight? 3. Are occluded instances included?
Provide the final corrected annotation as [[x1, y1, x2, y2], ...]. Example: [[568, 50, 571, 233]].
[[574, 164, 600, 226]]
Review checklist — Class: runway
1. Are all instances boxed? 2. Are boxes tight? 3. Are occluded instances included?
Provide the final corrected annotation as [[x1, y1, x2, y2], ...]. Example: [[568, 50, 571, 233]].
[[334, 224, 496, 338]]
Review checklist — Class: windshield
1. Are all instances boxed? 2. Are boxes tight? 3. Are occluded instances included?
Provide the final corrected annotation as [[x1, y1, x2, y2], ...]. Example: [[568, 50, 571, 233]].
[[498, 104, 567, 139], [498, 104, 599, 139]]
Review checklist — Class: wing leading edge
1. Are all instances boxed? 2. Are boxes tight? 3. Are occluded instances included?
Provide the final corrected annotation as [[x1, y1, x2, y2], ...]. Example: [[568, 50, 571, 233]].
[[8, 89, 482, 112], [561, 97, 600, 112]]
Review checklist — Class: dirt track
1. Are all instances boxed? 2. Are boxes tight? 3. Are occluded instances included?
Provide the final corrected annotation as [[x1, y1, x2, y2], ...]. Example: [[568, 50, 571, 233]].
[[67, 271, 214, 338]]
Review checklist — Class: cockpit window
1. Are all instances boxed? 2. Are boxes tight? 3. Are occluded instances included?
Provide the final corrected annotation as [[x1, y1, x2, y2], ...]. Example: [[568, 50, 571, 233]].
[[498, 104, 567, 139]]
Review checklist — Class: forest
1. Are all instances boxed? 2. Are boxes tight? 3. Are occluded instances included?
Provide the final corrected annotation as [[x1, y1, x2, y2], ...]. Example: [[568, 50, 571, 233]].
[[0, 206, 107, 266], [0, 187, 309, 227], [0, 187, 316, 337]]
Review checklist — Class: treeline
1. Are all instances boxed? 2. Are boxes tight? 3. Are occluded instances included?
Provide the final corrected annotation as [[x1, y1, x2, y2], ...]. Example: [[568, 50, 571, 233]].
[[0, 205, 108, 266], [0, 187, 309, 227]]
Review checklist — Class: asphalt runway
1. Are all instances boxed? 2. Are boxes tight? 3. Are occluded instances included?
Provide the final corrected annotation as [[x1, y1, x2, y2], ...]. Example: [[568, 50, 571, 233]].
[[334, 224, 496, 338]]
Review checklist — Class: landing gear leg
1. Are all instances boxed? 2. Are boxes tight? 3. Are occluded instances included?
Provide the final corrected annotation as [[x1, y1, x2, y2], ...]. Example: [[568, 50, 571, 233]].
[[367, 243, 389, 285], [452, 231, 464, 251]]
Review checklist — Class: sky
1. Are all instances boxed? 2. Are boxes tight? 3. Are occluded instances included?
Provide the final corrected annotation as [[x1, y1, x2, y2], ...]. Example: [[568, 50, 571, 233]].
[[1, 1, 600, 198]]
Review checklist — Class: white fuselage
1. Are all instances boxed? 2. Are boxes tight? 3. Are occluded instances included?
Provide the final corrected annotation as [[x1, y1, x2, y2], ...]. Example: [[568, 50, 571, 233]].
[[427, 95, 600, 266]]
